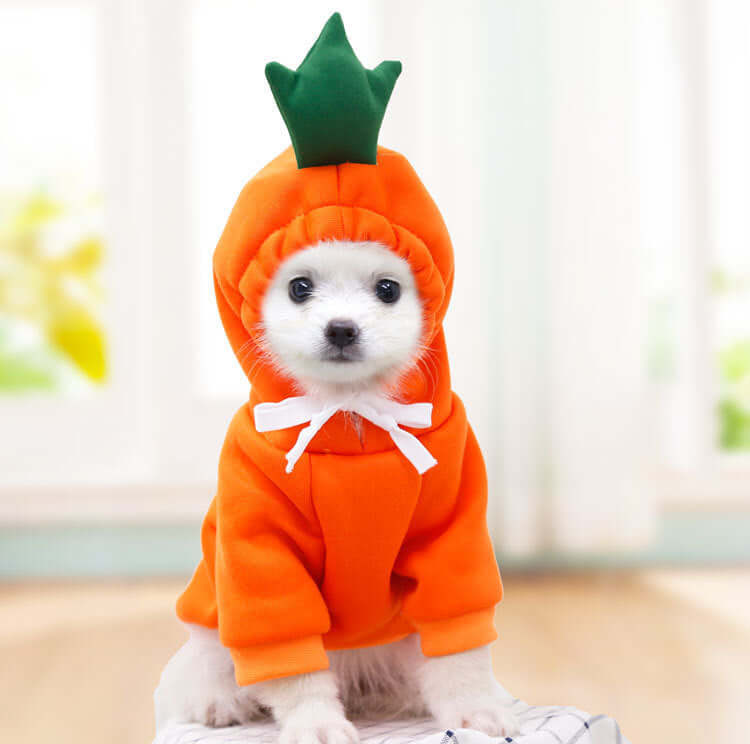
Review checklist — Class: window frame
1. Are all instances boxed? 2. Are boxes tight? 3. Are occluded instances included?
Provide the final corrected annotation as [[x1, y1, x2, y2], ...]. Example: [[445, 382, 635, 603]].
[[0, 0, 241, 521]]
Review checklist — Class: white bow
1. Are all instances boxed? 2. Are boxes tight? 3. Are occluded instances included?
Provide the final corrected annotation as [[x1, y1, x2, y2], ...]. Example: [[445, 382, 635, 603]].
[[253, 394, 438, 475]]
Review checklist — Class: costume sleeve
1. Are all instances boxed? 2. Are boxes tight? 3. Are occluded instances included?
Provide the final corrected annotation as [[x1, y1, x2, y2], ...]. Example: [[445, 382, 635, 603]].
[[215, 432, 331, 686], [176, 497, 219, 628], [395, 422, 502, 657]]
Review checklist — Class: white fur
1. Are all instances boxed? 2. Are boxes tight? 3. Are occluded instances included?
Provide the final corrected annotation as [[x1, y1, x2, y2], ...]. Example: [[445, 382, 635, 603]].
[[418, 646, 519, 735], [156, 241, 520, 742], [260, 241, 424, 395], [154, 625, 264, 729], [155, 626, 519, 740]]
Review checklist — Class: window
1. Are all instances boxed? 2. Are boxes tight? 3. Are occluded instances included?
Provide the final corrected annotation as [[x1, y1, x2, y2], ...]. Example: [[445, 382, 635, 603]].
[[0, 6, 105, 395], [0, 1, 148, 495], [709, 0, 750, 454], [1, 0, 746, 527], [638, 0, 750, 503]]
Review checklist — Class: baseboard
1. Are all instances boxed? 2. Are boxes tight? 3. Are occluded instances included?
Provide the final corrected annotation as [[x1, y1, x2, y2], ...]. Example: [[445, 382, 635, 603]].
[[0, 508, 749, 579]]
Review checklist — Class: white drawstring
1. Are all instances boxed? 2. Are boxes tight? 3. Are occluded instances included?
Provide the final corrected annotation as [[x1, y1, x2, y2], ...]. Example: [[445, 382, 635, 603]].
[[253, 394, 438, 475]]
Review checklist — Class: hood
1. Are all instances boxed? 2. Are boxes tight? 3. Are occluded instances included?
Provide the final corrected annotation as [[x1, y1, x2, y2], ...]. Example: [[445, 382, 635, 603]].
[[211, 14, 457, 452], [214, 144, 454, 397]]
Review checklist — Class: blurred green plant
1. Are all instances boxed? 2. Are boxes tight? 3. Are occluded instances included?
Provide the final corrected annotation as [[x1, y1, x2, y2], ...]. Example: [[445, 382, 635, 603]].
[[711, 267, 750, 295], [717, 340, 750, 451], [0, 192, 107, 393]]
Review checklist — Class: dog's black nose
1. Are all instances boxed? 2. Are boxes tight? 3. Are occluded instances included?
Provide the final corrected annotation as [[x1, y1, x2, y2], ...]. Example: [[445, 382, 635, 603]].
[[325, 319, 360, 348]]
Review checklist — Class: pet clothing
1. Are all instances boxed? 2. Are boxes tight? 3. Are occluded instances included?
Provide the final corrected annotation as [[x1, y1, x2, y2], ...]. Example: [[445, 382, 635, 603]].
[[177, 13, 503, 686]]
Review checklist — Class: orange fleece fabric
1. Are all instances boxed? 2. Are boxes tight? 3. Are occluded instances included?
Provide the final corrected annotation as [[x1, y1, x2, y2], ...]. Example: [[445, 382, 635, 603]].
[[177, 146, 503, 686]]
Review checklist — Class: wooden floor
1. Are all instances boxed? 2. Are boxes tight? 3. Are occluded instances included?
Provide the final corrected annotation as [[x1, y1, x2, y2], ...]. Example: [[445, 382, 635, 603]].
[[2, 570, 749, 744]]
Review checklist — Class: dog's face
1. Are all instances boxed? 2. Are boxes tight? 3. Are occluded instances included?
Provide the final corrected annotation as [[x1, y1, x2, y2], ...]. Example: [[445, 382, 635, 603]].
[[260, 241, 423, 391]]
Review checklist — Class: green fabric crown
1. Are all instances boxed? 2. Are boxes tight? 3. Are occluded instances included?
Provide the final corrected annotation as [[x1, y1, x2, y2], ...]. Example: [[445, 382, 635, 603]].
[[265, 13, 402, 169]]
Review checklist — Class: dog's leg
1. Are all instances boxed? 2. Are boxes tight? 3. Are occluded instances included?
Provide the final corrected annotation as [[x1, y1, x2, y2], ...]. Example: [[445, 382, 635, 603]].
[[154, 624, 263, 729], [253, 669, 359, 744], [155, 625, 357, 742], [416, 645, 520, 737]]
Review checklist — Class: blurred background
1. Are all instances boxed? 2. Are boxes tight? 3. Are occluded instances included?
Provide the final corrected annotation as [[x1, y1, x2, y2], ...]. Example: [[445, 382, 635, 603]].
[[1, 1, 749, 743]]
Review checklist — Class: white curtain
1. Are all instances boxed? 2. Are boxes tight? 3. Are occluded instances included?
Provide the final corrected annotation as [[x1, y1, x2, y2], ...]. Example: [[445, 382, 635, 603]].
[[380, 0, 666, 554], [486, 0, 656, 553]]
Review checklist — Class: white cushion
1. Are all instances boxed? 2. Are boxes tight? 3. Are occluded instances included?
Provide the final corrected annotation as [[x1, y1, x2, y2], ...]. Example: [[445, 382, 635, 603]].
[[153, 698, 629, 744]]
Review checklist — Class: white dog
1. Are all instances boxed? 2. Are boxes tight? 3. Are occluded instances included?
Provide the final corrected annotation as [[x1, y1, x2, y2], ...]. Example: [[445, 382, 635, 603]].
[[155, 241, 519, 743]]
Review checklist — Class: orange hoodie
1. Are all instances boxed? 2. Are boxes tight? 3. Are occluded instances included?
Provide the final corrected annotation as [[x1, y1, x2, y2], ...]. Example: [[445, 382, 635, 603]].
[[176, 14, 502, 687]]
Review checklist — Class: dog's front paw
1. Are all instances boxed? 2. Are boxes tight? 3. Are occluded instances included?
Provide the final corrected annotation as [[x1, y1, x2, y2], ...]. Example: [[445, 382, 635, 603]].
[[279, 701, 359, 744], [155, 628, 262, 729], [199, 698, 243, 728], [435, 694, 520, 738]]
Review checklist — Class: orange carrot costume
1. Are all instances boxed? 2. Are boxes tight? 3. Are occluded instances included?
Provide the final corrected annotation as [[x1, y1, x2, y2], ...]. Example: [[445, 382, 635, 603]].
[[177, 13, 502, 687]]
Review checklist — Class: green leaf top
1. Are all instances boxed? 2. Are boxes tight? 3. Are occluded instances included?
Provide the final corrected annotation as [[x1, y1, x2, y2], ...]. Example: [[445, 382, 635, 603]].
[[266, 13, 401, 169]]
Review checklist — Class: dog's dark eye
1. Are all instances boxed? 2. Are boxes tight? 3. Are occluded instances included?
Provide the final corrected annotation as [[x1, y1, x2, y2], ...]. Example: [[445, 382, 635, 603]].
[[375, 279, 401, 304], [288, 277, 314, 303]]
